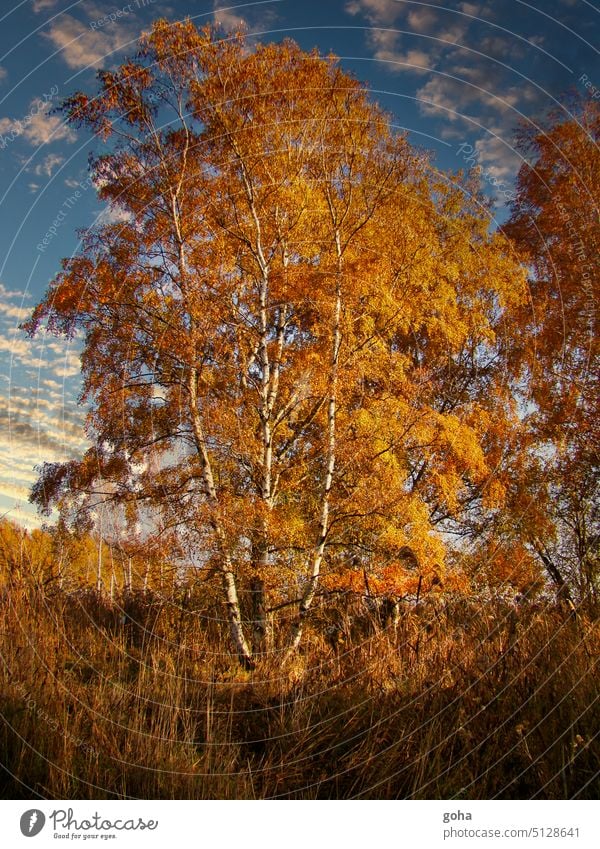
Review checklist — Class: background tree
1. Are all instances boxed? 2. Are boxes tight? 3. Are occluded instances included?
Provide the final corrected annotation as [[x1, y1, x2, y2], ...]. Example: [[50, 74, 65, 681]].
[[25, 20, 527, 665], [0, 519, 54, 587], [503, 98, 599, 610]]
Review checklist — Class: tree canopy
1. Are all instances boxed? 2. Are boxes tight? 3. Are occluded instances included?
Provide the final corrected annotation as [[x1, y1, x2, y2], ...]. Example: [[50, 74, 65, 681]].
[[502, 98, 599, 610], [26, 19, 577, 666]]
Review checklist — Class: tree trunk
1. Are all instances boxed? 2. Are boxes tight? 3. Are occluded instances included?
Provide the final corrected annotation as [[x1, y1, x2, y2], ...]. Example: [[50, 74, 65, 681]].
[[288, 232, 343, 652], [250, 574, 270, 658], [222, 564, 255, 669], [189, 367, 254, 668], [536, 546, 576, 612]]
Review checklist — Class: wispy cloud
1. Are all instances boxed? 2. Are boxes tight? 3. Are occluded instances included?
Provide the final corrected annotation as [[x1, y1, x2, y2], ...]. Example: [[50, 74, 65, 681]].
[[96, 204, 133, 226], [0, 409, 83, 459], [53, 363, 81, 379], [366, 29, 432, 73], [32, 152, 65, 177], [0, 322, 82, 379], [0, 482, 32, 502], [0, 387, 86, 530], [43, 12, 137, 70], [0, 336, 47, 370], [345, 0, 400, 27], [0, 283, 31, 301], [474, 133, 524, 183], [0, 302, 30, 321], [0, 98, 76, 147], [213, 4, 248, 32], [212, 1, 280, 33], [0, 504, 47, 531], [344, 0, 553, 197], [346, 0, 470, 76], [0, 374, 86, 530], [32, 0, 62, 12], [41, 377, 63, 390], [3, 391, 85, 444]]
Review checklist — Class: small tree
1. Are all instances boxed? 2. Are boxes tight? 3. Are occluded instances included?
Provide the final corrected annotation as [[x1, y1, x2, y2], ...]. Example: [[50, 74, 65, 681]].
[[25, 20, 526, 665]]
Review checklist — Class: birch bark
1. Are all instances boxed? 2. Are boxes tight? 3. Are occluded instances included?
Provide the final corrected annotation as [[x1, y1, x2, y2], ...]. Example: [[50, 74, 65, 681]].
[[288, 231, 343, 651]]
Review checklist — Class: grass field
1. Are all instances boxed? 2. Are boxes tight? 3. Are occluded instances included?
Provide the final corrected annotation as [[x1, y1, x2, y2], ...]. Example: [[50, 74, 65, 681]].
[[1, 578, 597, 800]]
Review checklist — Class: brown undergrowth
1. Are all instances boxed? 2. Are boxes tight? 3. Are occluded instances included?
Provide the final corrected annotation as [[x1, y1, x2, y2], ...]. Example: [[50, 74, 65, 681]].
[[0, 580, 598, 800]]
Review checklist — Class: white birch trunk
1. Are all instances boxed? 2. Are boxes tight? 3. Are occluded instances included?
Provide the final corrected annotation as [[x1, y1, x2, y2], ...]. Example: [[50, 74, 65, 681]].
[[172, 184, 254, 668], [188, 367, 254, 667], [288, 234, 343, 651]]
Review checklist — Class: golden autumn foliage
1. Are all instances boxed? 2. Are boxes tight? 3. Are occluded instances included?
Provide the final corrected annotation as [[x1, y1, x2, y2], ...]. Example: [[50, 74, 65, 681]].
[[22, 20, 597, 664], [504, 98, 598, 454], [499, 99, 599, 608]]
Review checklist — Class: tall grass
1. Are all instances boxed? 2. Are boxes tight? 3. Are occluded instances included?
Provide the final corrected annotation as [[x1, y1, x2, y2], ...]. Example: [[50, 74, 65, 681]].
[[0, 578, 598, 799]]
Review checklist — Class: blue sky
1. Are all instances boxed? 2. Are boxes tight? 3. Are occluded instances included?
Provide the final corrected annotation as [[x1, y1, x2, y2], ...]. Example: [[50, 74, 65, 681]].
[[0, 0, 598, 529]]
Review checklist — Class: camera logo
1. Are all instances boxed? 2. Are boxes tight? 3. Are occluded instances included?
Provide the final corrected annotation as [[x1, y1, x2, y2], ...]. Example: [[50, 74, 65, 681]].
[[20, 810, 46, 837]]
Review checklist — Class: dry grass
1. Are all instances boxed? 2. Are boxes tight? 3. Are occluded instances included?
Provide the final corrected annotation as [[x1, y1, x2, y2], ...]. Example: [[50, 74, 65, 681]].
[[0, 579, 598, 799]]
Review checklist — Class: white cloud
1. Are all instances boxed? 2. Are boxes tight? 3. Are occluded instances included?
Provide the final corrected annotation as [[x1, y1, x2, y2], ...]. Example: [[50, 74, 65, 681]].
[[0, 481, 31, 501], [0, 504, 47, 531], [0, 422, 78, 463], [0, 283, 30, 301], [213, 4, 248, 32], [96, 204, 133, 226], [459, 2, 483, 14], [0, 66, 6, 82], [44, 13, 136, 70], [345, 0, 545, 192], [0, 378, 85, 528], [347, 1, 469, 80], [0, 99, 76, 147], [53, 363, 81, 378], [4, 395, 85, 446], [1, 451, 43, 477], [0, 301, 30, 321], [212, 1, 280, 34], [416, 71, 533, 127], [0, 336, 33, 359], [43, 343, 82, 379], [0, 328, 82, 377], [32, 0, 62, 11], [33, 152, 65, 177], [435, 24, 469, 45], [416, 75, 471, 122], [345, 0, 401, 25], [474, 133, 521, 183], [0, 389, 86, 469], [407, 8, 440, 33], [367, 30, 432, 72], [9, 389, 83, 421]]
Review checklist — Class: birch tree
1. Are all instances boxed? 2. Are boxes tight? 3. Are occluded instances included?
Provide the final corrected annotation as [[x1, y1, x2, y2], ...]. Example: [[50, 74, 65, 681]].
[[25, 20, 526, 665], [502, 99, 599, 609]]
